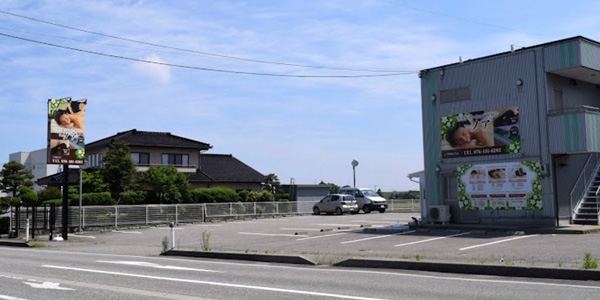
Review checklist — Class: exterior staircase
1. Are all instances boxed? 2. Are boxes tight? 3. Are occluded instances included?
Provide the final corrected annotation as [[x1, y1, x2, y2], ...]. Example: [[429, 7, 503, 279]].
[[573, 172, 600, 225]]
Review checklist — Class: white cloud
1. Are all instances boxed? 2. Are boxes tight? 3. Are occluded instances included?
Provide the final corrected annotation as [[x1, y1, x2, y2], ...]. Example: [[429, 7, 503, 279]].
[[132, 54, 172, 84]]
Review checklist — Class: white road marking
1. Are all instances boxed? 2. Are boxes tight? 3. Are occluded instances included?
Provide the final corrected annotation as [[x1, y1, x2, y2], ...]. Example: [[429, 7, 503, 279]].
[[280, 228, 322, 231], [296, 232, 347, 241], [0, 295, 29, 300], [341, 231, 416, 244], [23, 280, 74, 290], [67, 234, 96, 239], [111, 230, 142, 234], [4, 249, 600, 291], [394, 232, 471, 247], [459, 235, 539, 251], [153, 227, 184, 230], [317, 223, 362, 227], [42, 265, 389, 300], [238, 232, 308, 237], [349, 221, 396, 224], [96, 260, 221, 273], [194, 224, 222, 227]]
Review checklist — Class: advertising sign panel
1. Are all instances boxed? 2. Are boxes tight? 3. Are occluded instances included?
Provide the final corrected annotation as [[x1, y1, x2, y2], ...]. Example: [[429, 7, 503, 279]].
[[47, 97, 86, 165], [441, 107, 520, 158], [457, 161, 542, 210]]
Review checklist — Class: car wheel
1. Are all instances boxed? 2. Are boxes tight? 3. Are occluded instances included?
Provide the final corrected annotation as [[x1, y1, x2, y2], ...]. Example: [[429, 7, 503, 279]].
[[379, 209, 386, 213], [335, 207, 343, 215], [313, 207, 320, 215], [363, 206, 371, 214]]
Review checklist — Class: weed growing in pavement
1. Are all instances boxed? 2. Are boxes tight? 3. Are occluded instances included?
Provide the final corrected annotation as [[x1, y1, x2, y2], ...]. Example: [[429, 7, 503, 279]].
[[201, 230, 211, 251], [415, 254, 421, 261], [29, 242, 45, 248], [264, 249, 272, 254], [245, 249, 249, 253], [583, 252, 598, 269], [161, 236, 169, 253], [478, 259, 486, 265], [557, 261, 563, 268]]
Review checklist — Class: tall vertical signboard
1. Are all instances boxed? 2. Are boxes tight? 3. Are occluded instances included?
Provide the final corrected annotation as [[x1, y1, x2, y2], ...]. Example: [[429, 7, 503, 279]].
[[47, 97, 87, 240]]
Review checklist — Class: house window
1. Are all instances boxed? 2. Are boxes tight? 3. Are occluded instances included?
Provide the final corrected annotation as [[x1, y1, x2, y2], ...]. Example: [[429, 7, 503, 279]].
[[131, 152, 150, 165], [162, 154, 189, 166]]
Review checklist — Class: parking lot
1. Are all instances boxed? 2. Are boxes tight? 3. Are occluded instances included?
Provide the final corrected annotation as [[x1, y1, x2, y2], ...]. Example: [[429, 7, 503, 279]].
[[40, 211, 600, 270]]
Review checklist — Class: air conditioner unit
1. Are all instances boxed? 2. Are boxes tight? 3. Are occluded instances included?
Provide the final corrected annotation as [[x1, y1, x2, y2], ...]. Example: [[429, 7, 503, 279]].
[[429, 205, 450, 223]]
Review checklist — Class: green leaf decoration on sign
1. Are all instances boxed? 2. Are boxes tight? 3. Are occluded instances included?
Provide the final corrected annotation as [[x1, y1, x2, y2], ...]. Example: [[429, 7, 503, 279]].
[[440, 114, 459, 140], [75, 148, 85, 160]]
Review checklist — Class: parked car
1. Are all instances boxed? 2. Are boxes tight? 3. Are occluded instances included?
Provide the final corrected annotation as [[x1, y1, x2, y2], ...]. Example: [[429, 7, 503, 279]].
[[338, 187, 388, 213], [313, 194, 358, 215]]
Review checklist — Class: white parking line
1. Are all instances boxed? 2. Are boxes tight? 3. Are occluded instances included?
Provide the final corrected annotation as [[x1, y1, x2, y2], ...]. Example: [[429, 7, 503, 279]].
[[238, 232, 308, 238], [459, 234, 539, 251], [112, 231, 142, 234], [68, 234, 96, 239], [280, 228, 322, 231], [296, 232, 347, 241], [394, 232, 471, 247], [341, 231, 416, 244], [0, 295, 29, 300]]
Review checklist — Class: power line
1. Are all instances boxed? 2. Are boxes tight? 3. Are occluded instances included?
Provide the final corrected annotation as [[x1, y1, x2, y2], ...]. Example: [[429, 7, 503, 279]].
[[0, 32, 416, 78], [0, 9, 412, 73]]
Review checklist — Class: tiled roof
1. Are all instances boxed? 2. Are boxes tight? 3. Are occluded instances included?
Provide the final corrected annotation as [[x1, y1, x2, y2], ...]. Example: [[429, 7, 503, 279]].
[[193, 154, 265, 182], [86, 129, 211, 150], [38, 154, 265, 186]]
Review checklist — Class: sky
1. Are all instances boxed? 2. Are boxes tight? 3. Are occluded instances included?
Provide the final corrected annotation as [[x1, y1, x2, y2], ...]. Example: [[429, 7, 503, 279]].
[[1, 1, 600, 192]]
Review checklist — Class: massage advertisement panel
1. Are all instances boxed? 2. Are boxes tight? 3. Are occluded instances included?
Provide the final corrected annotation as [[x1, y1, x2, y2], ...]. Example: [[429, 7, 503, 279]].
[[457, 161, 542, 210], [47, 97, 87, 165], [440, 107, 520, 158]]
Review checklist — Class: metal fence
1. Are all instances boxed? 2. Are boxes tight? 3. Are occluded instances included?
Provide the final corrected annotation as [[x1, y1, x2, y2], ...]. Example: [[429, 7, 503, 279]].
[[9, 199, 420, 230]]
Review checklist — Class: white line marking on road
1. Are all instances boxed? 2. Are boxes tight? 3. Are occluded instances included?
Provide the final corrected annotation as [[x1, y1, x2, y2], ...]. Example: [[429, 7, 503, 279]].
[[280, 228, 322, 231], [42, 265, 389, 300], [349, 221, 396, 224], [0, 295, 29, 300], [153, 227, 184, 230], [317, 224, 362, 227], [341, 231, 416, 244], [67, 234, 96, 239], [394, 232, 471, 247], [23, 280, 74, 290], [238, 232, 308, 237], [111, 230, 142, 234], [296, 232, 347, 241], [459, 235, 539, 251], [96, 260, 221, 273]]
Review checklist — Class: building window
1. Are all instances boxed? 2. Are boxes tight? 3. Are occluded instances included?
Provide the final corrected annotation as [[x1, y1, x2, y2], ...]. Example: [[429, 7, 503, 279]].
[[131, 152, 150, 165], [440, 86, 471, 103], [162, 154, 189, 166]]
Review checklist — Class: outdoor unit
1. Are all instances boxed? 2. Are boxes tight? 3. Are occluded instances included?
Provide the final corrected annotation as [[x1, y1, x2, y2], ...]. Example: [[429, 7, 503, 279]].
[[429, 205, 450, 223]]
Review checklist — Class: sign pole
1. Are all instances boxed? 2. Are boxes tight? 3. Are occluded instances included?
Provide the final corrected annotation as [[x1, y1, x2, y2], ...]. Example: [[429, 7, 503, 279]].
[[62, 164, 69, 240]]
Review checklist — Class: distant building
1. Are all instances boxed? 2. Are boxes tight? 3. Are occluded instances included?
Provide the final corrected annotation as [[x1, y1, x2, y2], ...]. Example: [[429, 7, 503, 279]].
[[8, 149, 80, 192], [282, 184, 332, 212], [37, 129, 265, 192]]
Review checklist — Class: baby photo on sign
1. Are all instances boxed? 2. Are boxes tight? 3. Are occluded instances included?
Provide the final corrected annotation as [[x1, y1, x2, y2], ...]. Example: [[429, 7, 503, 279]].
[[440, 106, 520, 158]]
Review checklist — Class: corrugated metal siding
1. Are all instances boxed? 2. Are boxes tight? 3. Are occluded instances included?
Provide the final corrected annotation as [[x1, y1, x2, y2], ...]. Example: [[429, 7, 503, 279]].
[[543, 40, 581, 72], [548, 111, 600, 154], [421, 72, 442, 206], [581, 40, 600, 70]]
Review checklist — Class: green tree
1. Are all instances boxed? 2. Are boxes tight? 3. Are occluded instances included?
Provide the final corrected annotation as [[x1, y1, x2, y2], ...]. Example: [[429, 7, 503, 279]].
[[0, 161, 34, 197], [263, 173, 282, 193], [82, 170, 109, 193], [19, 186, 39, 206], [37, 187, 62, 202], [141, 166, 189, 204], [101, 142, 136, 203]]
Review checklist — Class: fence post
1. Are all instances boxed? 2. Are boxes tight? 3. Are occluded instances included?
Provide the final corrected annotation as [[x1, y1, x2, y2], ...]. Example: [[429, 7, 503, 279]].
[[202, 204, 205, 223], [254, 202, 257, 215], [230, 202, 233, 216], [175, 205, 179, 225], [276, 202, 279, 215], [115, 206, 118, 228], [82, 206, 85, 228], [146, 206, 149, 225]]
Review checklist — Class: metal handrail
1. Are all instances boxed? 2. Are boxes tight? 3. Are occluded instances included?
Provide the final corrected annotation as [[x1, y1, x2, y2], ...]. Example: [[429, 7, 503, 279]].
[[570, 153, 600, 221]]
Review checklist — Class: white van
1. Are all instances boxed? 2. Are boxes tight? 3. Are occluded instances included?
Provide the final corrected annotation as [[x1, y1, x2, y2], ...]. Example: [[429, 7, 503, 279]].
[[338, 187, 388, 213]]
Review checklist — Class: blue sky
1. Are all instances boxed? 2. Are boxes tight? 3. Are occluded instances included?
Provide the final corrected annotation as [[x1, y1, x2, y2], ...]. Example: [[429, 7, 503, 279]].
[[1, 1, 600, 191]]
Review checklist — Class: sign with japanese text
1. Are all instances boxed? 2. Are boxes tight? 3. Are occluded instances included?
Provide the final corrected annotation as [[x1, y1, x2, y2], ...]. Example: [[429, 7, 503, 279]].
[[47, 97, 87, 165]]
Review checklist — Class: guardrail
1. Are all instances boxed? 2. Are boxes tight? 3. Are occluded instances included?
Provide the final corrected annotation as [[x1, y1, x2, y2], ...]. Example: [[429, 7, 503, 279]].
[[9, 199, 420, 230]]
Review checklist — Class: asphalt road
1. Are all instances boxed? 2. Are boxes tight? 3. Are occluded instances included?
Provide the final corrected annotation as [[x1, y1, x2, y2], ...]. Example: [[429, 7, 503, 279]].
[[3, 246, 600, 300], [35, 212, 600, 269]]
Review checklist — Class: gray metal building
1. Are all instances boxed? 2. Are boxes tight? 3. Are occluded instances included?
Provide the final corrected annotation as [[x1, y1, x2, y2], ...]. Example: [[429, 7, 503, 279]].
[[420, 36, 600, 227]]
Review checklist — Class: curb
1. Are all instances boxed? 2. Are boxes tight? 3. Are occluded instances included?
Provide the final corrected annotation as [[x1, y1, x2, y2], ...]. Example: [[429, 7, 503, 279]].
[[161, 250, 316, 265], [334, 258, 600, 281], [0, 240, 31, 248]]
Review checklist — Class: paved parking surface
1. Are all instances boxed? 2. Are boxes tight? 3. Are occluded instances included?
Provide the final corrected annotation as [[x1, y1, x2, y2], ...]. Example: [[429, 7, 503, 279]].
[[35, 212, 600, 269]]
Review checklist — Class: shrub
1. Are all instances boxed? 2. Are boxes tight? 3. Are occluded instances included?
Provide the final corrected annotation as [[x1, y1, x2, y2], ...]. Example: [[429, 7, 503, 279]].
[[42, 199, 62, 207], [37, 187, 62, 202], [190, 187, 238, 203], [69, 192, 115, 206], [19, 187, 38, 206], [119, 191, 147, 205]]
